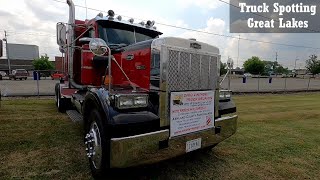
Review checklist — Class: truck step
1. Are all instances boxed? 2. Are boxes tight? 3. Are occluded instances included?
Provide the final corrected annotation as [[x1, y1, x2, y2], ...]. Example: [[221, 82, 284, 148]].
[[66, 110, 83, 123]]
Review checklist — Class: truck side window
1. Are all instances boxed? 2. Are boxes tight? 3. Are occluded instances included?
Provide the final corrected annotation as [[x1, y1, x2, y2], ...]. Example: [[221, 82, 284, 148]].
[[151, 51, 160, 76], [89, 29, 95, 38]]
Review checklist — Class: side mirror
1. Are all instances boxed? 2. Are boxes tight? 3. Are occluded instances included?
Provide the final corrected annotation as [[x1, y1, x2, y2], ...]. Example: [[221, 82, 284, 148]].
[[56, 22, 66, 47], [89, 38, 108, 56], [79, 37, 93, 44], [227, 58, 233, 69], [0, 40, 2, 57]]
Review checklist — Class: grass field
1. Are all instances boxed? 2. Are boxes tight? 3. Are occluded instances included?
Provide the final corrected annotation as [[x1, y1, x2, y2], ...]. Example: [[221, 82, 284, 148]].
[[0, 93, 320, 179]]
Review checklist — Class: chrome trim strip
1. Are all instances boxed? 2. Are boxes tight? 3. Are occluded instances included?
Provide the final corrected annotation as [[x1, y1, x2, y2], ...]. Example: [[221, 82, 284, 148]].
[[111, 129, 169, 141], [208, 56, 211, 88], [188, 53, 192, 89], [177, 51, 181, 90], [199, 55, 202, 89], [216, 115, 238, 122]]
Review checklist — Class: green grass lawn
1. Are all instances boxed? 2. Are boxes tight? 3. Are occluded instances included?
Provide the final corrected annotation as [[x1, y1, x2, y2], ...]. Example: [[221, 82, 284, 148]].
[[0, 93, 320, 179]]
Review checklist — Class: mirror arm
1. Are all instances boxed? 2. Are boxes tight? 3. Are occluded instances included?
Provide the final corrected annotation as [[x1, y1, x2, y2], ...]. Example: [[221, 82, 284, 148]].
[[110, 56, 137, 92], [219, 67, 230, 86], [72, 25, 94, 45]]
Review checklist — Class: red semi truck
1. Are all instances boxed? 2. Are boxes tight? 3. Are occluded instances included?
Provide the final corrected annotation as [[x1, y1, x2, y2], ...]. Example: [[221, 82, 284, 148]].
[[55, 0, 237, 178]]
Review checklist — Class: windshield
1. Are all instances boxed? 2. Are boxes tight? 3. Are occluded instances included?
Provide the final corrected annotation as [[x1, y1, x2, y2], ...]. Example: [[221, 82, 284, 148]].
[[98, 21, 160, 46]]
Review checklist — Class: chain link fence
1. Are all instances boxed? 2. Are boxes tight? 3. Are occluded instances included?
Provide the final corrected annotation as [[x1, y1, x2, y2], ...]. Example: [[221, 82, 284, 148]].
[[1, 72, 320, 97], [0, 70, 60, 97]]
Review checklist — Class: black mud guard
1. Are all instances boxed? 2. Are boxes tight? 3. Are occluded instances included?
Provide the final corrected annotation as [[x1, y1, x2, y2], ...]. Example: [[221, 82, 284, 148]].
[[83, 88, 111, 127], [218, 99, 237, 116]]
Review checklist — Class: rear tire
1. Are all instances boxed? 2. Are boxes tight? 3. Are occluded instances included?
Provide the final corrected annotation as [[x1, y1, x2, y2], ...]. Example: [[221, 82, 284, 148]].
[[24, 77, 27, 80], [85, 109, 110, 179], [55, 83, 70, 113], [55, 83, 59, 107]]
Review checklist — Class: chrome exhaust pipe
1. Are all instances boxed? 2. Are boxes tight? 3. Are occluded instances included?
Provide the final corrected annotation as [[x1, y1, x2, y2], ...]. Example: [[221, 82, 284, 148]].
[[67, 0, 75, 80]]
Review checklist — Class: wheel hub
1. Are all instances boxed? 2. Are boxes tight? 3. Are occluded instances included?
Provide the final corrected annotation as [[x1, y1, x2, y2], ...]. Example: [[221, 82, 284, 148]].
[[85, 122, 102, 169]]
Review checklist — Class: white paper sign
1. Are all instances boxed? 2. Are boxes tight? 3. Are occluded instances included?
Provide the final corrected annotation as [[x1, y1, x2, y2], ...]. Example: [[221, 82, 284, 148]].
[[170, 90, 215, 137]]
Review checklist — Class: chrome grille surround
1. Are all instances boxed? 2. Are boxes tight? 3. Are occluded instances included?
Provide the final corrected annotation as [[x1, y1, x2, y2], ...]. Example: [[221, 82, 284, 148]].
[[166, 48, 218, 92], [151, 37, 220, 127]]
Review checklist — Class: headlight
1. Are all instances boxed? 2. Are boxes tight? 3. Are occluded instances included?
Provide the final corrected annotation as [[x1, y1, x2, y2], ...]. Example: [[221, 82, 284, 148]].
[[134, 96, 147, 105], [219, 90, 232, 101], [119, 96, 134, 106], [115, 94, 148, 109]]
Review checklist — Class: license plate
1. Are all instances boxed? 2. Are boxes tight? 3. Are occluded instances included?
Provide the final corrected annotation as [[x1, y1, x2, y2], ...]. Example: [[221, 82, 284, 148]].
[[186, 138, 202, 152]]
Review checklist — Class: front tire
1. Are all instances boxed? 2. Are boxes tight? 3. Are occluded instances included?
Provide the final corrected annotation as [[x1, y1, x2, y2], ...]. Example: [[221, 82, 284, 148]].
[[85, 109, 110, 179]]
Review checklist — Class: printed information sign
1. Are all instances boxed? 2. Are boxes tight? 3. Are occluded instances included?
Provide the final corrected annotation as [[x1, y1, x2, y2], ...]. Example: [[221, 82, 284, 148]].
[[170, 91, 215, 137]]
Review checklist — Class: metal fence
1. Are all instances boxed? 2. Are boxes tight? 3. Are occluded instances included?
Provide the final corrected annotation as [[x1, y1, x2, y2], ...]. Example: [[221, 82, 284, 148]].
[[0, 70, 60, 97], [220, 75, 320, 93], [1, 72, 320, 97]]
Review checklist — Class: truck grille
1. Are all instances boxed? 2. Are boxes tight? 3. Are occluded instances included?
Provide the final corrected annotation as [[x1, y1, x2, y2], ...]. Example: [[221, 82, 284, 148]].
[[166, 49, 218, 92]]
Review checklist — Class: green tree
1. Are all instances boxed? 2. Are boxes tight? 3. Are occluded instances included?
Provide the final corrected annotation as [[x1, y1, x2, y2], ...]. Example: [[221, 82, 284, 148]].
[[243, 56, 265, 75], [274, 66, 289, 74], [220, 62, 228, 75], [263, 61, 278, 73], [263, 61, 289, 74], [306, 54, 320, 75], [32, 54, 54, 70]]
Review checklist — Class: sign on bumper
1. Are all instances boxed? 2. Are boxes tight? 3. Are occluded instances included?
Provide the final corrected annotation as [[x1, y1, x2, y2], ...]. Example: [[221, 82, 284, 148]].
[[170, 90, 215, 137]]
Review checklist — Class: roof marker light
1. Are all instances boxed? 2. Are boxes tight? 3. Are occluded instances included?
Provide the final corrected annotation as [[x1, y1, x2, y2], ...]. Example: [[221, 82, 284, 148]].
[[128, 18, 134, 24], [108, 10, 115, 17], [97, 12, 103, 18], [146, 20, 155, 28], [139, 21, 145, 26]]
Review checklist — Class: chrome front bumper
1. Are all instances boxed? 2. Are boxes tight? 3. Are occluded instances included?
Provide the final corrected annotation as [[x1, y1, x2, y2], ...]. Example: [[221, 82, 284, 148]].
[[110, 115, 238, 168]]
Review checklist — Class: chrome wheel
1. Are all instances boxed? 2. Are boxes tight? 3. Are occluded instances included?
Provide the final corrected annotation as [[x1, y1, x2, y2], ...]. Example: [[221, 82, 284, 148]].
[[85, 121, 103, 169]]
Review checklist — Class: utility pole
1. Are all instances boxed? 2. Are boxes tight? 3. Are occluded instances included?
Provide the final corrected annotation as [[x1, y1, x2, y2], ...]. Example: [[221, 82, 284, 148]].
[[294, 58, 298, 70], [275, 52, 278, 63], [237, 35, 240, 68], [85, 0, 88, 19], [4, 31, 11, 73], [227, 57, 232, 90]]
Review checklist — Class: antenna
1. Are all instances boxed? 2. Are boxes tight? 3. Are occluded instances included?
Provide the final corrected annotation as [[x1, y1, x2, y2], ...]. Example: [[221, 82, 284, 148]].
[[85, 0, 88, 19]]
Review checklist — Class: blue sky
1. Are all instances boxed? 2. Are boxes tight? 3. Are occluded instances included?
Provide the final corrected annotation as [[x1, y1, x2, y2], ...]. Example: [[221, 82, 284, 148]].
[[1, 0, 319, 69]]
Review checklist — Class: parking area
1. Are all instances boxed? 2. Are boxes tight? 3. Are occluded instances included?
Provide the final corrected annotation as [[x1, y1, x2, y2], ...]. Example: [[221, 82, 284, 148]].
[[0, 77, 320, 96]]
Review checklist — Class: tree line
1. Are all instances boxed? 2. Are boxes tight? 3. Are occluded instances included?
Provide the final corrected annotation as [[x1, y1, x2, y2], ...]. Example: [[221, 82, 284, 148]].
[[220, 55, 320, 76]]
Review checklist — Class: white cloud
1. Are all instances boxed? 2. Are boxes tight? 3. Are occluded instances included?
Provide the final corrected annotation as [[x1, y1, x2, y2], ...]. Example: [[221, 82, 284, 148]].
[[0, 0, 318, 70], [176, 0, 225, 10], [176, 16, 314, 68]]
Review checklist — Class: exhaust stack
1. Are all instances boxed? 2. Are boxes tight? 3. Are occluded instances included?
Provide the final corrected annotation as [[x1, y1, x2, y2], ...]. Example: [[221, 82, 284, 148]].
[[67, 0, 75, 79]]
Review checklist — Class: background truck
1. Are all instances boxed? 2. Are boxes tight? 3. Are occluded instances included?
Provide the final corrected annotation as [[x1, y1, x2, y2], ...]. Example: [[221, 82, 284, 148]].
[[55, 0, 237, 178], [9, 69, 28, 80]]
